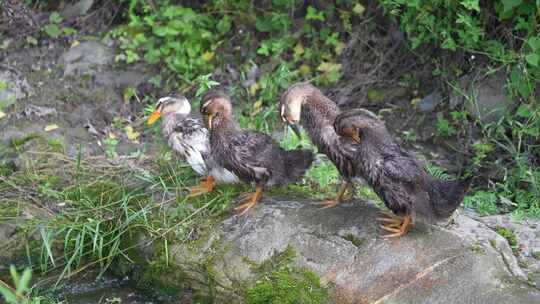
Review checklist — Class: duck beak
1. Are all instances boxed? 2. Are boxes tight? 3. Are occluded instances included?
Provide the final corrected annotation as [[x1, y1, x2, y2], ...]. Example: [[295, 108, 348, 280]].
[[351, 130, 361, 143], [205, 114, 213, 130], [289, 124, 302, 141], [147, 110, 161, 126]]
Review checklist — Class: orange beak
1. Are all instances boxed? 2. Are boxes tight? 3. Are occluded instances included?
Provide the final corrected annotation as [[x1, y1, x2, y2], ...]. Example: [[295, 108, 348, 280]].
[[147, 110, 161, 126]]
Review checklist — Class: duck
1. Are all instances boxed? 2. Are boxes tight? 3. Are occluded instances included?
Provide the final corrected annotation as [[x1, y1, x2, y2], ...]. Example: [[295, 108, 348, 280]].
[[279, 82, 358, 209], [334, 109, 471, 237], [147, 93, 239, 197], [200, 89, 314, 215]]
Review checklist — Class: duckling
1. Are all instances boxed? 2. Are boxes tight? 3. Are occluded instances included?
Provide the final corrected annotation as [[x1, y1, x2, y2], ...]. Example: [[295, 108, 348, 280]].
[[279, 82, 358, 209], [201, 90, 314, 215], [147, 94, 239, 197], [334, 109, 471, 237]]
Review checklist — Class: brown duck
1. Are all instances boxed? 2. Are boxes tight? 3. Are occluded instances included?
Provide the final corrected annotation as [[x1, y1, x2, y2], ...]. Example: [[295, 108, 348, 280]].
[[334, 109, 471, 237], [279, 82, 358, 208], [201, 90, 314, 215]]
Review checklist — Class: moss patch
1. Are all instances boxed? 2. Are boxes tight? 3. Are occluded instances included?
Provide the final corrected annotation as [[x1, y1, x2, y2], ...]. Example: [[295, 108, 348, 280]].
[[496, 227, 517, 247], [246, 246, 329, 304]]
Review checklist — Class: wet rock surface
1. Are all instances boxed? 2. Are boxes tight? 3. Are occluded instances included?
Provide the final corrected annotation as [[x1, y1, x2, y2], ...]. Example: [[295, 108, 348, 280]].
[[171, 199, 540, 304]]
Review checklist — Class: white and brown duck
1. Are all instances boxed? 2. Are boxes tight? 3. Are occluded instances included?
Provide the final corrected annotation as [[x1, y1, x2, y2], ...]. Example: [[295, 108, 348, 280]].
[[147, 93, 239, 196]]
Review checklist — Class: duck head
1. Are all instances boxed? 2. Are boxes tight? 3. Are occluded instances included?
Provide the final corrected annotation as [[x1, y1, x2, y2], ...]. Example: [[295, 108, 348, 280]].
[[333, 109, 382, 144], [200, 90, 233, 130], [147, 94, 191, 126], [279, 82, 318, 140]]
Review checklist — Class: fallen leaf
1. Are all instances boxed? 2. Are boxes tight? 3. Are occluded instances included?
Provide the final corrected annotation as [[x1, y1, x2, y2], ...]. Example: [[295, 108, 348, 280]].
[[317, 62, 341, 73], [0, 111, 5, 119], [353, 3, 365, 15], [202, 51, 214, 62], [250, 82, 261, 96], [71, 40, 80, 48], [44, 124, 59, 132], [299, 64, 312, 75], [410, 98, 421, 107], [335, 42, 346, 55], [294, 43, 305, 57], [251, 100, 263, 117], [125, 125, 140, 144]]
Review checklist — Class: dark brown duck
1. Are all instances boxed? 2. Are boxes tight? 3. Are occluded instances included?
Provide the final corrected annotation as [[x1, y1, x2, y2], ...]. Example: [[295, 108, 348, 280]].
[[279, 82, 358, 208], [334, 109, 471, 237], [201, 90, 314, 215]]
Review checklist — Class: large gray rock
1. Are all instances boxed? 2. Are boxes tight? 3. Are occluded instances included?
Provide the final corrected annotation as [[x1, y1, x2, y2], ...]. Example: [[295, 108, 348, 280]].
[[170, 199, 540, 304], [60, 41, 114, 76]]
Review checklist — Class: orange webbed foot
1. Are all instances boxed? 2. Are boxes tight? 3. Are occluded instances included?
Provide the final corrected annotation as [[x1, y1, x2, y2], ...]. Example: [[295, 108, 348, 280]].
[[316, 182, 352, 210], [234, 186, 264, 215], [377, 212, 411, 238], [187, 176, 215, 198]]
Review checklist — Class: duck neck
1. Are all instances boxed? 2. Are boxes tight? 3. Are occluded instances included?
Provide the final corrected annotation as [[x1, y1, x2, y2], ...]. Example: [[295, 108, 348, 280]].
[[300, 94, 340, 130], [210, 115, 238, 142], [300, 94, 340, 149], [162, 113, 188, 136]]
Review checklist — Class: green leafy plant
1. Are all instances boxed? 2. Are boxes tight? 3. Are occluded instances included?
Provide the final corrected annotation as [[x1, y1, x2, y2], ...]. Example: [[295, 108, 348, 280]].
[[0, 266, 32, 304], [42, 12, 63, 38]]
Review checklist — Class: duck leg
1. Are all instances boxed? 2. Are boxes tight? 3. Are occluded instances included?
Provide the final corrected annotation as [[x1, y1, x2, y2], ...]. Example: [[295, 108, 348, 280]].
[[377, 212, 411, 238], [187, 176, 215, 197], [318, 181, 351, 209], [234, 185, 264, 215]]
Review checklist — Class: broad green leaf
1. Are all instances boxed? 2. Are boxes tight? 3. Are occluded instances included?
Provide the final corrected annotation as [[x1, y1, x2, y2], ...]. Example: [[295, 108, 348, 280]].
[[460, 0, 480, 12], [44, 24, 61, 38], [525, 53, 539, 67], [527, 37, 540, 51], [49, 12, 63, 24], [501, 0, 522, 13], [516, 104, 532, 118], [441, 37, 457, 51]]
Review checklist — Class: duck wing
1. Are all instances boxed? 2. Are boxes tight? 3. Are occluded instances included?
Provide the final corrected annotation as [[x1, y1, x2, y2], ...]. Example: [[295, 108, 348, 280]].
[[219, 130, 279, 184], [167, 116, 209, 175]]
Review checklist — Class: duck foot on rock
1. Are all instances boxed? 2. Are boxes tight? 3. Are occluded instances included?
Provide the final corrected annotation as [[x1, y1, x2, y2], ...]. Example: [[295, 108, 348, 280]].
[[187, 176, 215, 197], [234, 186, 264, 215], [317, 182, 352, 209], [377, 212, 411, 238]]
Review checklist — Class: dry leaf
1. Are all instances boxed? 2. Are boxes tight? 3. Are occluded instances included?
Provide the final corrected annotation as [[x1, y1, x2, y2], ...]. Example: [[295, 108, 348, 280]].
[[125, 125, 140, 144], [353, 3, 365, 15], [294, 43, 305, 57], [0, 111, 6, 119], [299, 64, 312, 75], [335, 42, 346, 55], [202, 51, 214, 62], [317, 62, 341, 73], [251, 100, 263, 117], [44, 124, 59, 132], [250, 82, 261, 96]]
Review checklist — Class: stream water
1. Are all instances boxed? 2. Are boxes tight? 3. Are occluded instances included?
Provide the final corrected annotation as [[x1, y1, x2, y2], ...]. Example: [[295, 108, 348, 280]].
[[47, 275, 157, 304]]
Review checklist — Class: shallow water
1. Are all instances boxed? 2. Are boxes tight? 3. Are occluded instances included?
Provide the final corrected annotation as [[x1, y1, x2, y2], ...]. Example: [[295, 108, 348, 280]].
[[50, 275, 157, 304]]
